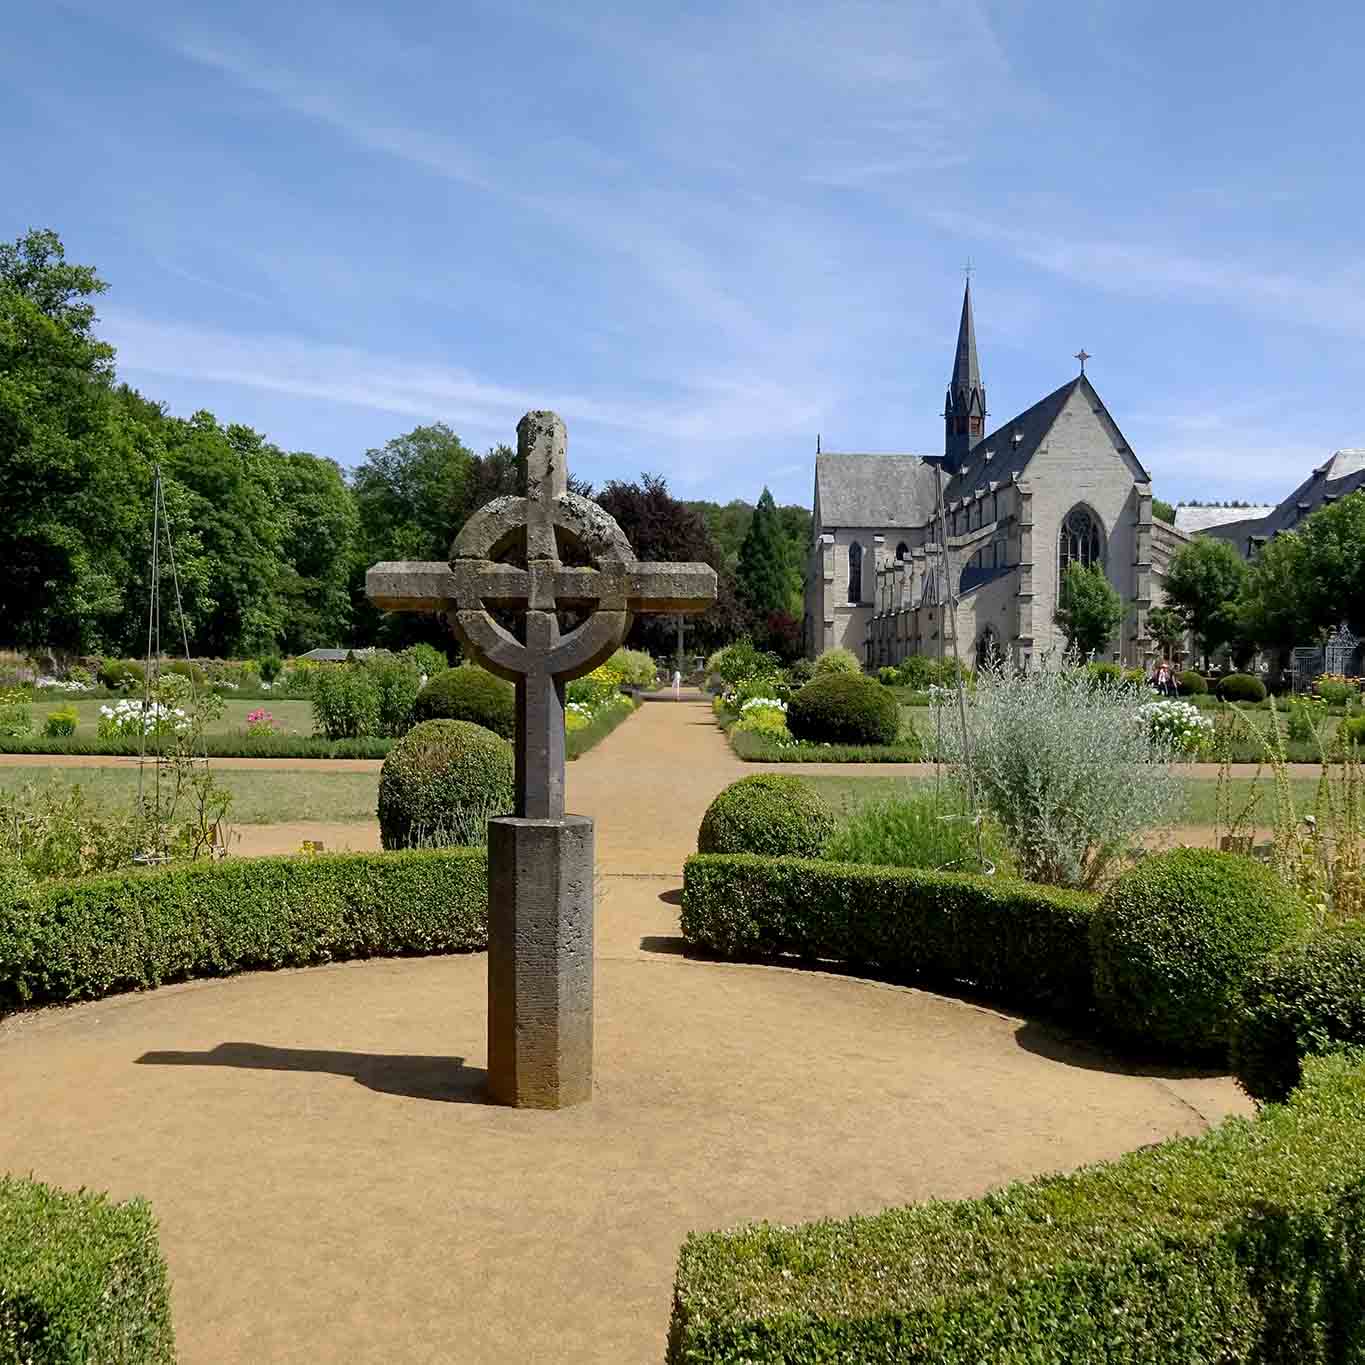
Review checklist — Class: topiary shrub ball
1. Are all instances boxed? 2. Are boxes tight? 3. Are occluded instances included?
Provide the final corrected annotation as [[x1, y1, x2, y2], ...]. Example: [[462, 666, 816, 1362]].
[[410, 665, 515, 738], [1217, 673, 1267, 703], [697, 774, 835, 858], [1090, 848, 1309, 1058], [787, 673, 899, 746], [378, 719, 515, 849], [1177, 670, 1208, 696]]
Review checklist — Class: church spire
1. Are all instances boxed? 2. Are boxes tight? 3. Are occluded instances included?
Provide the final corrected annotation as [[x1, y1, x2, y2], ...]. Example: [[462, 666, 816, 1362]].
[[944, 277, 986, 471]]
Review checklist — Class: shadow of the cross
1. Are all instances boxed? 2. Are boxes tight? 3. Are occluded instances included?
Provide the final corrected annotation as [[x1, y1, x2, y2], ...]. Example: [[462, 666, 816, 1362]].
[[135, 1043, 489, 1104]]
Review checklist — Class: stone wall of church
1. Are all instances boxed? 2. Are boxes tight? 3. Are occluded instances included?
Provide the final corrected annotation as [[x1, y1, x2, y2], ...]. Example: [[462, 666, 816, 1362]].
[[1019, 390, 1145, 663]]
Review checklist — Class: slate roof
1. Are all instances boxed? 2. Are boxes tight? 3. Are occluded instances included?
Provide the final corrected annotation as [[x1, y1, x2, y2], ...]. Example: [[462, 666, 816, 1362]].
[[297, 647, 374, 662], [814, 453, 940, 529], [942, 376, 1083, 502], [1174, 505, 1276, 534], [1202, 449, 1365, 552]]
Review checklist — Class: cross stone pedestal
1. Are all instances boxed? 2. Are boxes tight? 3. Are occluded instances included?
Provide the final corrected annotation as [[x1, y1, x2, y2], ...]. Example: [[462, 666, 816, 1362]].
[[487, 816, 593, 1109], [367, 410, 716, 1109]]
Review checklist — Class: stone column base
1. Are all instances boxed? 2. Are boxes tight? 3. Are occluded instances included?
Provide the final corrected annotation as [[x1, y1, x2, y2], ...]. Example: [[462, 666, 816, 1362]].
[[486, 815, 594, 1109]]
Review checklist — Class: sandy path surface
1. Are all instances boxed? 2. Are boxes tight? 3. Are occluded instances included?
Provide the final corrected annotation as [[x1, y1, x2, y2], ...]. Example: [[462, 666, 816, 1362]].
[[1, 699, 1258, 1364]]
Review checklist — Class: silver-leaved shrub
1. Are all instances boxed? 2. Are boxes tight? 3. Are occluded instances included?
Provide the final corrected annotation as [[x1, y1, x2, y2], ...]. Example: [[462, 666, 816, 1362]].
[[944, 660, 1181, 888]]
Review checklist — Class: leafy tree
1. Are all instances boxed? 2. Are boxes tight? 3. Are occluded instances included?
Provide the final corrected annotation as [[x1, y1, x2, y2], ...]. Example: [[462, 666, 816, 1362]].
[[1146, 604, 1186, 660], [1164, 536, 1248, 670], [1054, 563, 1124, 658], [158, 413, 290, 655], [1292, 490, 1365, 635], [1152, 497, 1175, 524], [276, 453, 359, 651], [595, 474, 747, 653], [736, 488, 798, 620], [0, 229, 144, 652]]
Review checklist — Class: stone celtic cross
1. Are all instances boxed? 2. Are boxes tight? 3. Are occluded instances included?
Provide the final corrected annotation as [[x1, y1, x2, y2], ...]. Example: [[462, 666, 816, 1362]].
[[367, 410, 716, 1108]]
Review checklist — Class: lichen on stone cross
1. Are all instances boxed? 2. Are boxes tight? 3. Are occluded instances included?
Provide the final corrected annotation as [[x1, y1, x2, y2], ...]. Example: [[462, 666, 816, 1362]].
[[366, 410, 717, 820]]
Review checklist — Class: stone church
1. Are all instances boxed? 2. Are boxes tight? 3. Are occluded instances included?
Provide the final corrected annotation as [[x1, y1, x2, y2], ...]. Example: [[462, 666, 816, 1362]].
[[803, 282, 1189, 670]]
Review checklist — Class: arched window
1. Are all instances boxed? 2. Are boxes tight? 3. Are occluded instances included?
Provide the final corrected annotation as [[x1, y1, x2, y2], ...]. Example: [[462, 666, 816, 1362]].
[[847, 541, 863, 604], [896, 541, 909, 561], [1058, 506, 1103, 575], [976, 625, 1001, 669]]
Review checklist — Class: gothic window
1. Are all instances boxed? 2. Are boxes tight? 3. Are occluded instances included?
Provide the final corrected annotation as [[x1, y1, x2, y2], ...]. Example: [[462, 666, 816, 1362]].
[[976, 625, 1001, 668], [847, 541, 863, 604], [1058, 506, 1103, 575], [896, 541, 909, 561]]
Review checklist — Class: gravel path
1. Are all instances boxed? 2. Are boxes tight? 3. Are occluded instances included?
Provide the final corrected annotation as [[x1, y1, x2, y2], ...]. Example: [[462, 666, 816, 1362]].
[[0, 697, 1256, 1364]]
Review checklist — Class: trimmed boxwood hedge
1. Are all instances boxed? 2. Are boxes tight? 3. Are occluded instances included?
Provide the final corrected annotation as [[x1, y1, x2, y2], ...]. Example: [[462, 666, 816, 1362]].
[[667, 1050, 1365, 1363], [696, 776, 835, 859], [1, 1175, 174, 1363], [410, 665, 515, 737], [0, 849, 487, 1013], [787, 673, 899, 746], [1177, 669, 1208, 695], [1233, 922, 1365, 1103], [681, 854, 1097, 1015], [1090, 848, 1309, 1059]]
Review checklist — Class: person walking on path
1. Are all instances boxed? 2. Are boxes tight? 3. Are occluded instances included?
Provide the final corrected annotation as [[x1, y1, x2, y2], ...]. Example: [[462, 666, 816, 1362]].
[[671, 668, 682, 700]]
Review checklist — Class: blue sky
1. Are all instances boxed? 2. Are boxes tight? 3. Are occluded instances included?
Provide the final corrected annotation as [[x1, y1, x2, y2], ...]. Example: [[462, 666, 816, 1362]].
[[6, 1, 1363, 508]]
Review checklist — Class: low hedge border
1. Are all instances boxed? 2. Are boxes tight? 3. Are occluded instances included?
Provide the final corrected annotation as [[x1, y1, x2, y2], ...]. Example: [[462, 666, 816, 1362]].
[[0, 849, 487, 1014], [0, 735, 393, 759], [716, 707, 926, 764], [681, 854, 1096, 1016], [667, 1050, 1365, 1363], [1, 1175, 175, 1363], [566, 695, 638, 759]]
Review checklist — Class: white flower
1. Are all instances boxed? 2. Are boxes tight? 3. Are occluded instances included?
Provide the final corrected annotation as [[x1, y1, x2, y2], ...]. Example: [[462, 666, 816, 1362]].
[[740, 696, 787, 713]]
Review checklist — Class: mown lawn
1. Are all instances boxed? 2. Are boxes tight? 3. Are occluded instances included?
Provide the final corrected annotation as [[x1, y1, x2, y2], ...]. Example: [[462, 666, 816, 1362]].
[[0, 766, 379, 824]]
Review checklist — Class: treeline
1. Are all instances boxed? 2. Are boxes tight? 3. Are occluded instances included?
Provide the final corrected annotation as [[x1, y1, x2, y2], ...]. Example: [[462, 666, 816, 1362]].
[[2, 230, 810, 661]]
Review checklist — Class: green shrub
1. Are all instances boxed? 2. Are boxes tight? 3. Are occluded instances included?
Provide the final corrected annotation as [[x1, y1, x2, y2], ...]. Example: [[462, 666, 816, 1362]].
[[402, 642, 447, 677], [696, 776, 834, 858], [0, 693, 32, 738], [1218, 672, 1267, 703], [877, 665, 900, 686], [1091, 848, 1310, 1057], [1318, 679, 1355, 707], [812, 645, 861, 677], [1123, 667, 1146, 687], [360, 650, 422, 736], [727, 731, 923, 763], [1084, 660, 1123, 688], [377, 719, 514, 850], [0, 849, 486, 1013], [785, 657, 815, 688], [610, 647, 657, 689], [411, 666, 515, 738], [0, 1175, 175, 1363], [787, 673, 898, 746], [683, 854, 1096, 1013], [824, 792, 1002, 873], [1177, 669, 1207, 695], [667, 1051, 1365, 1364], [1342, 714, 1365, 749], [1232, 922, 1365, 1103], [565, 694, 637, 758], [166, 659, 206, 689], [707, 639, 781, 688], [41, 707, 79, 738], [258, 653, 283, 683], [309, 664, 381, 738], [96, 659, 145, 691]]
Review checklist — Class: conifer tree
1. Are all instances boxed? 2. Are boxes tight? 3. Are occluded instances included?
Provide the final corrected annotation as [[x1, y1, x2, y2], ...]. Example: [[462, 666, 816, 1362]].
[[736, 487, 797, 619]]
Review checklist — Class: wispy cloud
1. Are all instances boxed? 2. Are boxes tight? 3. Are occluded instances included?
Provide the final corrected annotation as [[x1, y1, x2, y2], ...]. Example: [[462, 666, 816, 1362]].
[[929, 208, 1365, 339], [100, 310, 827, 451]]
